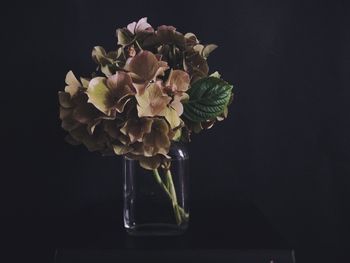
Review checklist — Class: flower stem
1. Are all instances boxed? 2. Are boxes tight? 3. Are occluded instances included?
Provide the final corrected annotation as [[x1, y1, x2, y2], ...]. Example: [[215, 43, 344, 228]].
[[152, 168, 188, 225], [164, 169, 181, 224], [134, 40, 143, 51]]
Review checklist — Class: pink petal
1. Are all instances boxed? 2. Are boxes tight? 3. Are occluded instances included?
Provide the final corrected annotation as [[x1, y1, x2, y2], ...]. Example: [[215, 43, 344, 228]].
[[127, 22, 137, 34]]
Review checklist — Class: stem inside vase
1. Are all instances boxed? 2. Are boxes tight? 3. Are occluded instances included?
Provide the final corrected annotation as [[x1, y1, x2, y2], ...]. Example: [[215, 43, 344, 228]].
[[152, 168, 189, 225]]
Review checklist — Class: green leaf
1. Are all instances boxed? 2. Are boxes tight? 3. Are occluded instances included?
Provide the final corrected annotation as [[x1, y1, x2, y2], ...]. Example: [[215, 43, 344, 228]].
[[183, 77, 233, 122]]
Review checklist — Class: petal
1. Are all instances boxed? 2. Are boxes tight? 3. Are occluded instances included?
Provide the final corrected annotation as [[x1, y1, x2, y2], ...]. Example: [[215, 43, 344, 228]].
[[135, 83, 171, 117], [170, 96, 184, 116], [120, 117, 153, 143], [58, 91, 73, 108], [156, 25, 186, 49], [72, 103, 100, 124], [59, 107, 71, 120], [202, 44, 218, 58], [135, 17, 153, 33], [143, 119, 170, 156], [80, 77, 90, 88], [164, 106, 181, 129], [139, 155, 162, 170], [87, 119, 102, 135], [184, 32, 199, 46], [113, 143, 133, 155], [65, 134, 81, 146], [103, 120, 121, 139], [166, 69, 190, 94], [106, 71, 135, 100], [65, 70, 80, 88], [193, 44, 205, 54], [86, 77, 113, 115], [65, 71, 81, 96], [127, 21, 137, 34], [125, 51, 168, 91], [92, 46, 108, 65], [117, 28, 133, 46], [115, 97, 132, 113]]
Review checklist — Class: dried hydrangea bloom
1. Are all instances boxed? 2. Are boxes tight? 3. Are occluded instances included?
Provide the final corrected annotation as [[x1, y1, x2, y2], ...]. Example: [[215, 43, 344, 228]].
[[124, 51, 168, 94], [59, 18, 233, 170], [86, 72, 136, 116]]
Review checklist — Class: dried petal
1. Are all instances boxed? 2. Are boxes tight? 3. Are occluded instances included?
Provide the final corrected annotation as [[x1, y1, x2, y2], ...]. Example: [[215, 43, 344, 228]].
[[135, 83, 171, 117], [166, 69, 190, 95], [139, 155, 163, 170], [164, 106, 181, 129], [125, 51, 168, 94], [86, 73, 135, 115], [65, 71, 81, 96], [120, 117, 153, 143], [86, 77, 112, 115], [58, 91, 73, 108], [143, 118, 171, 156]]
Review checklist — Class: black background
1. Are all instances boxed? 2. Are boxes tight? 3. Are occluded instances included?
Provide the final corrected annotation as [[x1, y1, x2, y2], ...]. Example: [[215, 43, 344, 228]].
[[2, 0, 350, 262]]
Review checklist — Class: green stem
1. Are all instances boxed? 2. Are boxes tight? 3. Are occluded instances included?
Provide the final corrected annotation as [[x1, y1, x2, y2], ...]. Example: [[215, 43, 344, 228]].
[[134, 40, 143, 51], [152, 168, 188, 225], [164, 169, 181, 224], [164, 168, 189, 221], [152, 169, 172, 200]]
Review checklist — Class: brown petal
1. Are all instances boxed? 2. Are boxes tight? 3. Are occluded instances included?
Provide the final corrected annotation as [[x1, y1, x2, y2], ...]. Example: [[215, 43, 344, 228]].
[[58, 91, 73, 108], [103, 120, 121, 139], [107, 72, 135, 100], [139, 155, 162, 170], [124, 51, 168, 94], [113, 143, 133, 155], [166, 69, 190, 94], [73, 103, 100, 124], [106, 72, 136, 113], [120, 117, 153, 143], [143, 119, 171, 156]]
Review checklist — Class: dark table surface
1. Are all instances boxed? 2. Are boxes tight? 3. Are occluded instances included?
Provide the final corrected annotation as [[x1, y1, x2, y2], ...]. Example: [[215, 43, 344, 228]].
[[4, 199, 292, 261], [3, 200, 345, 262]]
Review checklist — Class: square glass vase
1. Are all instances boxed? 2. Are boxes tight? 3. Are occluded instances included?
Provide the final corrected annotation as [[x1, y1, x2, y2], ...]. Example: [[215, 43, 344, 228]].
[[123, 142, 189, 236]]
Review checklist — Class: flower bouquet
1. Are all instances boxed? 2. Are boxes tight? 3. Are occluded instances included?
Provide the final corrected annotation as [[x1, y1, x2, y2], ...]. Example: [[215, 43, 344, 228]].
[[58, 18, 234, 235]]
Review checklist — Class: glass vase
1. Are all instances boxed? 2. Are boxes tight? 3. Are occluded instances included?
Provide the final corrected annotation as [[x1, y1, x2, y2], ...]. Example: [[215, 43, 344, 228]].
[[123, 142, 189, 236]]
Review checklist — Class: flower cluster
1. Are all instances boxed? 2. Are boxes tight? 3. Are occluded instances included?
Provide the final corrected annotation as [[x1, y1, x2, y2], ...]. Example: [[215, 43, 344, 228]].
[[59, 18, 234, 169]]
